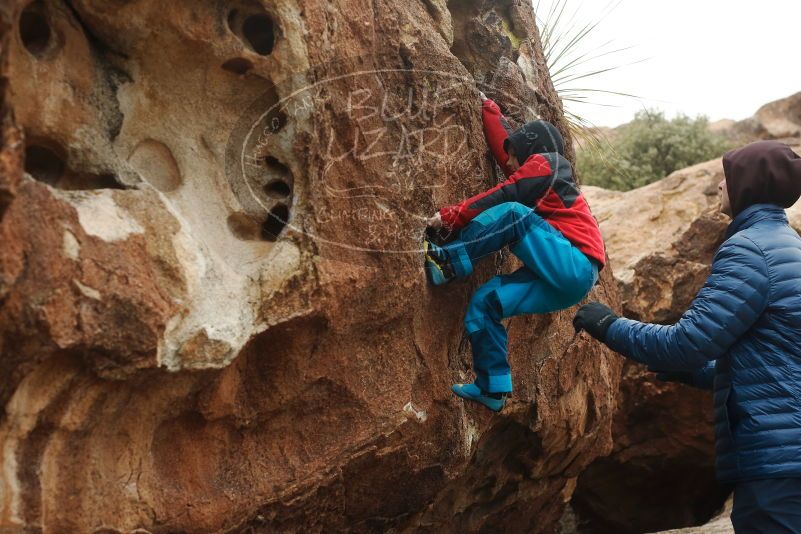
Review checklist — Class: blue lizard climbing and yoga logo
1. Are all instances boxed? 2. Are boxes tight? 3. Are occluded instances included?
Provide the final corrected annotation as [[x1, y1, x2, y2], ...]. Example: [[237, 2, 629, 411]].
[[224, 54, 553, 255]]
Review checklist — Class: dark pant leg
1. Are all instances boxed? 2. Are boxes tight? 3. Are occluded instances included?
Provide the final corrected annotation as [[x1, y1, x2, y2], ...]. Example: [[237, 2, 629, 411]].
[[731, 478, 801, 533]]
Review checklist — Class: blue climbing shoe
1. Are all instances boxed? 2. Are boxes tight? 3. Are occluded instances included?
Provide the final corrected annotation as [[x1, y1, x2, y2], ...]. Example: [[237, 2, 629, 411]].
[[451, 383, 508, 412], [424, 239, 456, 285]]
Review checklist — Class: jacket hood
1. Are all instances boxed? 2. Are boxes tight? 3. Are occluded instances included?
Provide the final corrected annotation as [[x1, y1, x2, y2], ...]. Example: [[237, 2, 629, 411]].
[[503, 120, 565, 161], [722, 141, 801, 217]]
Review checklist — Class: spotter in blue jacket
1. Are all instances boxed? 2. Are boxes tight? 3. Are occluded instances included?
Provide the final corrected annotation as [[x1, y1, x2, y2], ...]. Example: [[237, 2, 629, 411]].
[[574, 140, 801, 532]]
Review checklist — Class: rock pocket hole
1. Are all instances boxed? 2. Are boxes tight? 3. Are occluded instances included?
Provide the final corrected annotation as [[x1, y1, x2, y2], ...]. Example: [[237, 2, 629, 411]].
[[264, 179, 291, 199], [221, 57, 253, 75], [228, 212, 263, 241], [19, 1, 53, 57], [25, 141, 125, 190], [261, 204, 289, 241], [262, 156, 292, 198], [227, 4, 276, 56], [25, 144, 64, 185], [128, 139, 182, 192], [70, 173, 124, 189], [242, 15, 274, 55]]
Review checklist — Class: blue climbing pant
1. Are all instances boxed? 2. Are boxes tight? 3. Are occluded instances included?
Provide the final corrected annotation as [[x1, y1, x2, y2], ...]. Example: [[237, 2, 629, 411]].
[[441, 202, 599, 393], [731, 478, 801, 533]]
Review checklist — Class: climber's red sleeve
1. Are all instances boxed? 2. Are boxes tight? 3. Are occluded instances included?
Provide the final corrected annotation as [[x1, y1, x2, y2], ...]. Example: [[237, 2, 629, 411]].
[[439, 155, 553, 231], [482, 99, 516, 178]]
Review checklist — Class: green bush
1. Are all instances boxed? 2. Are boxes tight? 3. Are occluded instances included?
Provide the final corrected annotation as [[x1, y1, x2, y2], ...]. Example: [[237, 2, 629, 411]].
[[577, 110, 734, 191]]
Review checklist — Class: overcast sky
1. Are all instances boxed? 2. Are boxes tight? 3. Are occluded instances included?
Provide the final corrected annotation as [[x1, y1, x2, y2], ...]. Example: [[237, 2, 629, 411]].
[[536, 0, 801, 127]]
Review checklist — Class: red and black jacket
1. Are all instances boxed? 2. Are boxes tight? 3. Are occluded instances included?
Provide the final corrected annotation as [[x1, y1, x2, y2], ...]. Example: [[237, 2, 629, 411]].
[[439, 99, 607, 269]]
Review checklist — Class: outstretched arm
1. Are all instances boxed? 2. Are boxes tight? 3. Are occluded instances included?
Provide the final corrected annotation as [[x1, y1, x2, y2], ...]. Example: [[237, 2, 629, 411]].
[[481, 98, 516, 178], [649, 360, 716, 390], [433, 95, 551, 232], [603, 237, 769, 372]]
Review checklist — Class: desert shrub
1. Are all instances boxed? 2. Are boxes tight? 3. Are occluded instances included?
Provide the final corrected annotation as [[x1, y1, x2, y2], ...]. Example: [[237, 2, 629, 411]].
[[578, 110, 733, 191]]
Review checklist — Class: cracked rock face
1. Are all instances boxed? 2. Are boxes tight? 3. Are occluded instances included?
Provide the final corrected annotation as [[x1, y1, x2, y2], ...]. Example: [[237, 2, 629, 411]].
[[0, 0, 621, 532]]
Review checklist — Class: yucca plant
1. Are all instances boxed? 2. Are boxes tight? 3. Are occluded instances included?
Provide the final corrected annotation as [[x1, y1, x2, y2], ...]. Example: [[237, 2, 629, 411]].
[[536, 0, 735, 191], [535, 0, 641, 169]]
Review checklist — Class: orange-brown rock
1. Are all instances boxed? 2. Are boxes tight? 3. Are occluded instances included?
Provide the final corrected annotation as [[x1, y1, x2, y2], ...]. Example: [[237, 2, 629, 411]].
[[0, 1, 621, 532]]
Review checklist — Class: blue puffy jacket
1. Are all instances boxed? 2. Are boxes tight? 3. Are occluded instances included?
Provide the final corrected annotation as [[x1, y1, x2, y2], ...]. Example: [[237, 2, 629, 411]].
[[605, 203, 801, 483]]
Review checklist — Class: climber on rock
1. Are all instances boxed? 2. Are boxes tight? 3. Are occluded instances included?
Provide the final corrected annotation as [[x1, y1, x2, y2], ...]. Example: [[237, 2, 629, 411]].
[[573, 140, 801, 532], [423, 91, 606, 413]]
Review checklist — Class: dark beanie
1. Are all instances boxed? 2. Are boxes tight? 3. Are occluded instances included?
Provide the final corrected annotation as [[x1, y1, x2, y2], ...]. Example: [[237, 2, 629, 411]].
[[503, 120, 565, 161], [722, 141, 801, 217]]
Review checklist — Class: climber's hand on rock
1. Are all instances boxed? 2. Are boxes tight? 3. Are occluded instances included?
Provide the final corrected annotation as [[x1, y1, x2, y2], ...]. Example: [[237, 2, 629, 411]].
[[573, 302, 619, 342], [427, 212, 443, 228], [479, 90, 488, 102]]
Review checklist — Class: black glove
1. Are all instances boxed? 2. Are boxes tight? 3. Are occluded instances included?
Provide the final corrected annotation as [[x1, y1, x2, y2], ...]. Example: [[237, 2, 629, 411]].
[[573, 302, 619, 342]]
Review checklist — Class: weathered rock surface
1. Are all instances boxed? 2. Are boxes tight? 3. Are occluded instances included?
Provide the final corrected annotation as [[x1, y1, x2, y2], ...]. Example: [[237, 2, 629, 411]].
[[729, 92, 801, 142], [0, 0, 622, 532], [576, 129, 800, 532]]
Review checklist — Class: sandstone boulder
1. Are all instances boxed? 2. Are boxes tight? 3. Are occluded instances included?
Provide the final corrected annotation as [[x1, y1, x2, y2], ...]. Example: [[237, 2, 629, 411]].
[[0, 1, 621, 532], [718, 91, 801, 143]]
